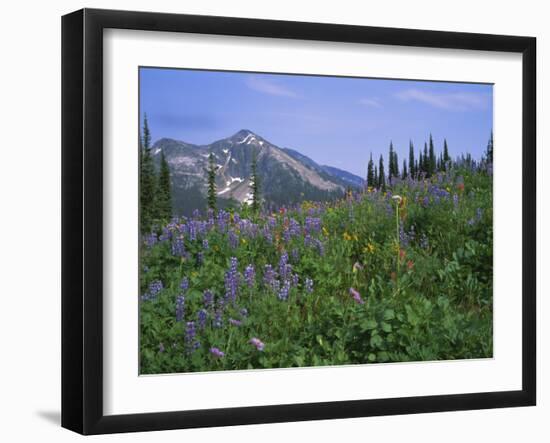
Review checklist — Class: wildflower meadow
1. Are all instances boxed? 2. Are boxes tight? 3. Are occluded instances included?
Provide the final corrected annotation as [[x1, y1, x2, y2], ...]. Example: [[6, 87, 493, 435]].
[[139, 164, 493, 374]]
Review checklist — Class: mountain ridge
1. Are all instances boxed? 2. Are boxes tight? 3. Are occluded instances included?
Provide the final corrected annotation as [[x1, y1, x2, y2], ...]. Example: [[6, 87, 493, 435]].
[[151, 129, 364, 216]]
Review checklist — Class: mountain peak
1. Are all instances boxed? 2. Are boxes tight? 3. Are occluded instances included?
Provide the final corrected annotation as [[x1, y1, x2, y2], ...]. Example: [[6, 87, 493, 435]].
[[232, 129, 255, 138], [229, 129, 265, 147]]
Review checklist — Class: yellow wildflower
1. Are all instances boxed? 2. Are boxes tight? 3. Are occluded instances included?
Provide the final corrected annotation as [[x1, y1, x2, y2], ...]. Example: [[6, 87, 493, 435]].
[[343, 232, 353, 241], [364, 243, 375, 254]]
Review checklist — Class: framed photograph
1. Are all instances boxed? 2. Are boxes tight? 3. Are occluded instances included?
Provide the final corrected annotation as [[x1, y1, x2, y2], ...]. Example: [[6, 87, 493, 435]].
[[61, 8, 536, 435]]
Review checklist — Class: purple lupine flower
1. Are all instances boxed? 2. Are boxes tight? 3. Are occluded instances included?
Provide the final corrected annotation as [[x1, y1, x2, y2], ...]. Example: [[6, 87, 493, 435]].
[[249, 337, 265, 351], [213, 310, 223, 328], [262, 225, 273, 243], [202, 239, 209, 249], [315, 239, 325, 256], [289, 218, 301, 238], [175, 295, 185, 322], [229, 318, 242, 327], [144, 232, 158, 248], [291, 273, 299, 287], [185, 321, 200, 353], [304, 217, 321, 234], [141, 280, 163, 301], [158, 343, 165, 353], [263, 264, 277, 289], [278, 279, 290, 301], [422, 196, 430, 207], [244, 264, 255, 287], [203, 290, 214, 309], [228, 230, 239, 249], [210, 347, 225, 358], [453, 193, 459, 208], [180, 277, 189, 292], [291, 248, 300, 263], [192, 208, 200, 219], [349, 287, 364, 305], [189, 221, 198, 241], [197, 251, 204, 265], [278, 252, 292, 281], [171, 237, 186, 257], [197, 309, 208, 329], [224, 257, 239, 303], [305, 278, 314, 294], [282, 227, 291, 243]]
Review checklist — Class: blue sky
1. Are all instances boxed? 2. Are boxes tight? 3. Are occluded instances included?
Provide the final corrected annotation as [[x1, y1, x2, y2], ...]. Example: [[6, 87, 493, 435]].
[[139, 67, 493, 177]]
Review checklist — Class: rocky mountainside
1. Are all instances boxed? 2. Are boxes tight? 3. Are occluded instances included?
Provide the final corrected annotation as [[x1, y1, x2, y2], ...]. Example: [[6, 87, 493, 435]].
[[151, 129, 364, 215]]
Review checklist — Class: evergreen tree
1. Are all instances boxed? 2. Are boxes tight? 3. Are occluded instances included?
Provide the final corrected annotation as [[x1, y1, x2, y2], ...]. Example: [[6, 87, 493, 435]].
[[486, 132, 493, 164], [207, 151, 217, 212], [419, 151, 424, 176], [423, 142, 428, 175], [408, 141, 415, 179], [402, 159, 408, 180], [251, 150, 261, 214], [428, 134, 436, 177], [366, 153, 374, 188], [378, 154, 386, 191], [443, 138, 450, 170], [388, 142, 395, 184], [140, 114, 156, 233], [157, 149, 172, 221], [394, 151, 399, 178], [374, 165, 378, 189]]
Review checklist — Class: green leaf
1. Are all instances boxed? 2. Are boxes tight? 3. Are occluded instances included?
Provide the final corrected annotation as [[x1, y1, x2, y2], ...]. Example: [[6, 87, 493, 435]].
[[383, 309, 395, 320], [381, 321, 392, 333], [370, 334, 384, 349], [361, 319, 378, 331]]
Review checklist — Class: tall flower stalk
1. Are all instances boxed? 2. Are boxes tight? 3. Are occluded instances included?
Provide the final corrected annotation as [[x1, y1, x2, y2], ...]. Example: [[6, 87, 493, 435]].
[[392, 195, 402, 294]]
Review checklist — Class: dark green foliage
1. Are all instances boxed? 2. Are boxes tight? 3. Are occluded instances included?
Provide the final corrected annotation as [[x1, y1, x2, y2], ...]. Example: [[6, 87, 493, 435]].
[[378, 154, 386, 190], [207, 152, 217, 212], [409, 141, 415, 179], [423, 142, 428, 176], [428, 134, 436, 177], [402, 159, 407, 180], [140, 114, 157, 233], [393, 150, 399, 179], [388, 142, 395, 184], [486, 132, 493, 164], [157, 150, 172, 221], [366, 154, 374, 187], [443, 139, 450, 170]]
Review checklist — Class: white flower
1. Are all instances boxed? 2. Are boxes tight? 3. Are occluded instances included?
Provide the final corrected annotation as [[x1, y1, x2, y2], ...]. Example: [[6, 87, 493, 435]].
[[392, 195, 403, 203]]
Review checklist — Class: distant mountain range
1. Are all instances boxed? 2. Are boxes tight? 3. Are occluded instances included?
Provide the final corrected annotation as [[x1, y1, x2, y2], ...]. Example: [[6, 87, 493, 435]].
[[151, 129, 364, 216]]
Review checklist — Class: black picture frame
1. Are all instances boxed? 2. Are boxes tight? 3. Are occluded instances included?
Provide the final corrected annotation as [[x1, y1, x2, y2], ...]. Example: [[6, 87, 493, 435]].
[[61, 8, 536, 435]]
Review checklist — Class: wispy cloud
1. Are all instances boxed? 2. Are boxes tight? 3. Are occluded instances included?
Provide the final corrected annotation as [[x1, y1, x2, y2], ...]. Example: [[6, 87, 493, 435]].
[[395, 88, 489, 111], [358, 98, 382, 108], [245, 76, 299, 98]]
